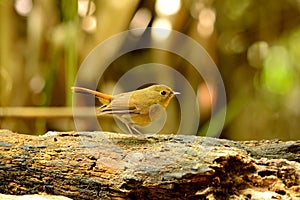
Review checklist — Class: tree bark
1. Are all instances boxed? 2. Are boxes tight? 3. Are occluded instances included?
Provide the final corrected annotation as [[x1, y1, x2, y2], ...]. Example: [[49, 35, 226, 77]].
[[0, 129, 299, 200]]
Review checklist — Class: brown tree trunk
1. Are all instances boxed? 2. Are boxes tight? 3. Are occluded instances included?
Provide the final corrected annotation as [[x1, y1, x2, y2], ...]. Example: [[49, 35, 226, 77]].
[[0, 130, 299, 199]]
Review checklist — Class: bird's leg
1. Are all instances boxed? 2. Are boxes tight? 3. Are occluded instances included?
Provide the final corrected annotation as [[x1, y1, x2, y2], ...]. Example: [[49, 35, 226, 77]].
[[123, 121, 143, 136], [128, 124, 144, 136], [122, 122, 134, 135], [114, 115, 143, 136]]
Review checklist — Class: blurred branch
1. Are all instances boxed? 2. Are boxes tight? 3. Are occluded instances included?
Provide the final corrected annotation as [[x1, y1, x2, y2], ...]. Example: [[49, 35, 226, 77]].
[[0, 107, 95, 118]]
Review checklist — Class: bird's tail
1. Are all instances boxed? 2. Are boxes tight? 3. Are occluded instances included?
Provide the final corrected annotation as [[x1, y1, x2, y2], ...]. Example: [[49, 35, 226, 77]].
[[71, 86, 112, 105]]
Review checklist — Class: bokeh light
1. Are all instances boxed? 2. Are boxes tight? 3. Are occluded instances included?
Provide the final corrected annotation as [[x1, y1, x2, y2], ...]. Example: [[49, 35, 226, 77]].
[[81, 15, 97, 33], [197, 8, 216, 38], [261, 46, 294, 95], [247, 41, 269, 69], [155, 0, 181, 16], [29, 75, 45, 94], [14, 0, 32, 16], [78, 0, 96, 17], [151, 18, 172, 40]]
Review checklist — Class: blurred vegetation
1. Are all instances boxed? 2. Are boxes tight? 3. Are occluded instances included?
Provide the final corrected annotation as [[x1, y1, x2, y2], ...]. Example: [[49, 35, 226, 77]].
[[0, 0, 300, 140]]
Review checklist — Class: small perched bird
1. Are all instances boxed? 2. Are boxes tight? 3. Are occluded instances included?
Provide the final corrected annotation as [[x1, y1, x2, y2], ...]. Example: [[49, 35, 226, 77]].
[[72, 84, 179, 135]]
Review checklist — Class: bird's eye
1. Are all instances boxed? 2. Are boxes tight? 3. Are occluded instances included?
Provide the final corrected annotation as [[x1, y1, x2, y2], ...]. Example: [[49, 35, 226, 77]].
[[161, 91, 167, 95]]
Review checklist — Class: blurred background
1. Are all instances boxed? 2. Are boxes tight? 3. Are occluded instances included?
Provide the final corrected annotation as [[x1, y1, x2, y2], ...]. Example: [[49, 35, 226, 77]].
[[0, 0, 300, 140]]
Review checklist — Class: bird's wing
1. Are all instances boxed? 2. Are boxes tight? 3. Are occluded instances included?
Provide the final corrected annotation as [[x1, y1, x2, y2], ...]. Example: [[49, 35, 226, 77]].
[[99, 92, 141, 115]]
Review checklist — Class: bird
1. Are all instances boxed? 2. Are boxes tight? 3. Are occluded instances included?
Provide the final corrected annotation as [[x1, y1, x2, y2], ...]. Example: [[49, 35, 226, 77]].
[[72, 84, 179, 135]]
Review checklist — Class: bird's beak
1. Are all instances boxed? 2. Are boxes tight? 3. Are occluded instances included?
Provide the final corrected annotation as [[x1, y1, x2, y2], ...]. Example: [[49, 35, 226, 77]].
[[173, 91, 180, 95]]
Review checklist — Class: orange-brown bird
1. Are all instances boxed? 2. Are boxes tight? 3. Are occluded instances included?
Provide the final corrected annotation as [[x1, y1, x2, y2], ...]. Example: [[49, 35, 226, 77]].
[[72, 84, 179, 135]]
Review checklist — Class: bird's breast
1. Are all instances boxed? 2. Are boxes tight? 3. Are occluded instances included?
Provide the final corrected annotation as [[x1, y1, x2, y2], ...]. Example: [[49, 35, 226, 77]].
[[129, 103, 165, 126]]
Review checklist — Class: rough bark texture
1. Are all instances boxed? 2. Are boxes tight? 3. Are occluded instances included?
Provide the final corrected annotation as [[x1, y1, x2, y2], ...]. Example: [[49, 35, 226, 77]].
[[0, 129, 299, 200]]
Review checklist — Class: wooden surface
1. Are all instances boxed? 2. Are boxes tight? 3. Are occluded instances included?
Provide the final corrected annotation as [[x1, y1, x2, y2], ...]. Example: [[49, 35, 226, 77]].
[[0, 129, 299, 200]]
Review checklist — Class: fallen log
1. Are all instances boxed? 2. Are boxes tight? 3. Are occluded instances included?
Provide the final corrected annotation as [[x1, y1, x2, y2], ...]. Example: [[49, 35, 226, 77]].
[[0, 129, 299, 199]]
